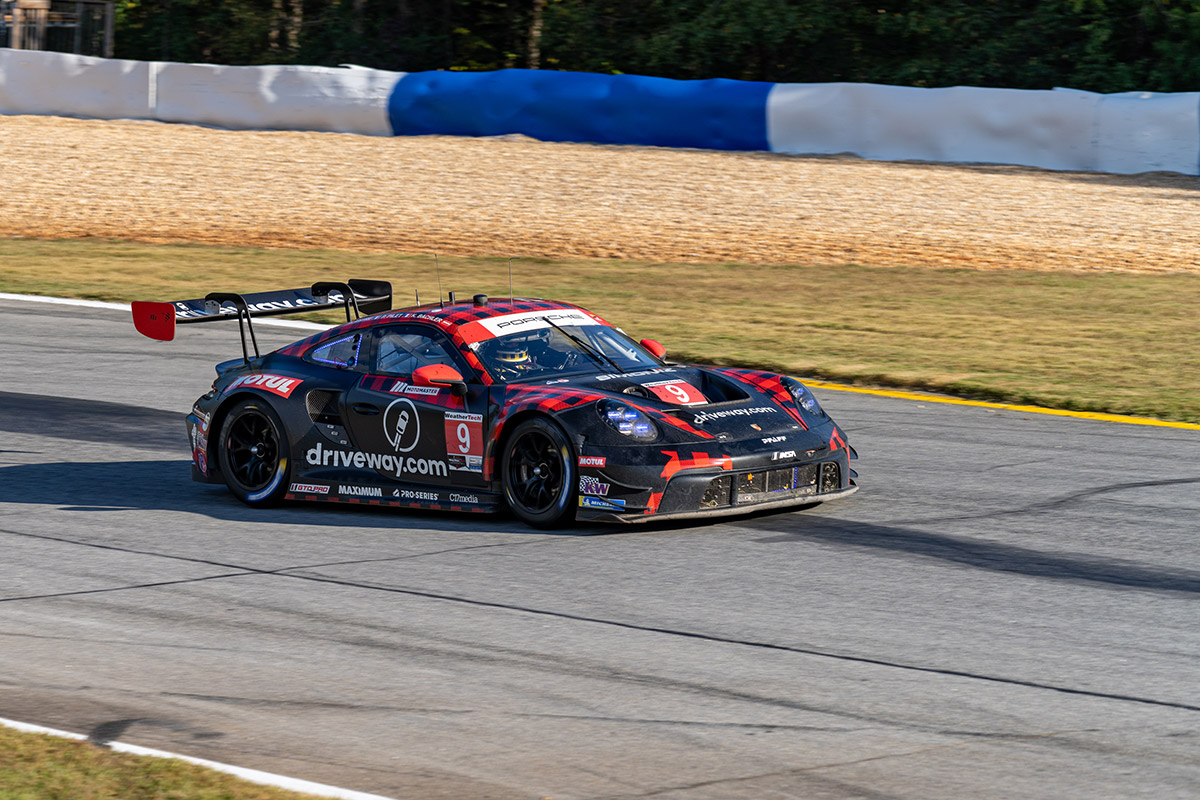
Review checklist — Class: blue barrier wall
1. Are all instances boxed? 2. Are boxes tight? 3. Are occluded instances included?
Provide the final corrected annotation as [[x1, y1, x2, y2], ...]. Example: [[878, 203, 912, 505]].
[[387, 69, 773, 151]]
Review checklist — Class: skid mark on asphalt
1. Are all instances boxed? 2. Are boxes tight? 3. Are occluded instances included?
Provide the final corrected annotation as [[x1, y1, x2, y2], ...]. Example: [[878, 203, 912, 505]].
[[747, 518, 1200, 595], [905, 476, 1200, 523], [4, 525, 1200, 717]]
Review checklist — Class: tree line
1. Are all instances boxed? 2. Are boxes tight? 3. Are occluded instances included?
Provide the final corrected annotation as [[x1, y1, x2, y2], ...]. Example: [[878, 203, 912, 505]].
[[113, 0, 1200, 93]]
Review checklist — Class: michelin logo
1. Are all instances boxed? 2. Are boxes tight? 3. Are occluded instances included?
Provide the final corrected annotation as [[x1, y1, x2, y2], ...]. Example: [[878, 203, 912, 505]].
[[579, 496, 626, 510], [306, 441, 448, 478]]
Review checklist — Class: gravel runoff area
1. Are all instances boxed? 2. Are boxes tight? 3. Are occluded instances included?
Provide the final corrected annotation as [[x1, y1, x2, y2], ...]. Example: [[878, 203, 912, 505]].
[[2, 113, 1199, 273]]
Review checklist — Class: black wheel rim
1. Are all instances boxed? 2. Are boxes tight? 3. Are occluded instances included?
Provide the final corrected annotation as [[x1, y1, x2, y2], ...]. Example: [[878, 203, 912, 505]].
[[507, 430, 564, 514], [225, 410, 280, 492]]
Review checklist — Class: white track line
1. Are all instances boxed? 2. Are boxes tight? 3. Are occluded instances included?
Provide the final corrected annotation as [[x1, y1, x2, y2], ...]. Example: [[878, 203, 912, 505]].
[[0, 292, 329, 331], [0, 716, 399, 800]]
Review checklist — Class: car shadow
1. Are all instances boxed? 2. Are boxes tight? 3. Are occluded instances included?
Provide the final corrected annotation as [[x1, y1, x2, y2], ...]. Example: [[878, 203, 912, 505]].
[[0, 459, 609, 537]]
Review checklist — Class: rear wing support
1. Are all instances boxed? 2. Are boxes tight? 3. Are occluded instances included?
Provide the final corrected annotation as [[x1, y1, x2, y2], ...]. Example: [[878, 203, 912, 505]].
[[205, 292, 261, 364], [132, 279, 392, 364]]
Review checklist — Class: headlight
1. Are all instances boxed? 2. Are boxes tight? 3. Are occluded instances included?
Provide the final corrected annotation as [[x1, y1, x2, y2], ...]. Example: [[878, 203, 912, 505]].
[[781, 377, 825, 417], [598, 400, 659, 441]]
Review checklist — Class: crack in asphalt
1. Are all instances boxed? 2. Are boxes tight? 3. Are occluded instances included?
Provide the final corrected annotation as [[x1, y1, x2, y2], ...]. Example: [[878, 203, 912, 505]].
[[610, 729, 1092, 800], [507, 712, 860, 732], [607, 745, 941, 800], [4, 525, 1200, 716]]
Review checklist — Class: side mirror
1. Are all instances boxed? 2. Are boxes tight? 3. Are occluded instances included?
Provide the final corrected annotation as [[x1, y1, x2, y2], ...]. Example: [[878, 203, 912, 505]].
[[412, 364, 469, 397], [640, 338, 667, 359]]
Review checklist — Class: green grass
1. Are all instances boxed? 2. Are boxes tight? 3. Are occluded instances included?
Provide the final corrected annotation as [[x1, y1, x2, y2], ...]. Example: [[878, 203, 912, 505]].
[[3, 237, 1199, 422], [0, 726, 327, 800]]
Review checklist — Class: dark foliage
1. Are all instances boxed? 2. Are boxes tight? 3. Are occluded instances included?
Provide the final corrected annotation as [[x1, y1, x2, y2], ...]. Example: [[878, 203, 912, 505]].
[[113, 0, 1200, 92]]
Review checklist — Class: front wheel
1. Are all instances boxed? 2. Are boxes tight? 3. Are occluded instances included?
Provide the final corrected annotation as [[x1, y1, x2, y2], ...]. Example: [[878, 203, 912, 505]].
[[502, 417, 576, 528], [218, 399, 290, 506]]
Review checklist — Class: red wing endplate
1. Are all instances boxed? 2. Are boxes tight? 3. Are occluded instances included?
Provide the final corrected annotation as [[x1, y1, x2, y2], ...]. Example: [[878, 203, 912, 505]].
[[131, 301, 177, 341]]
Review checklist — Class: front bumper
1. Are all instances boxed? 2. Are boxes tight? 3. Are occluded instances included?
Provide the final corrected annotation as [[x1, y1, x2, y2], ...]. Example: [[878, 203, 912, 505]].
[[575, 444, 858, 524]]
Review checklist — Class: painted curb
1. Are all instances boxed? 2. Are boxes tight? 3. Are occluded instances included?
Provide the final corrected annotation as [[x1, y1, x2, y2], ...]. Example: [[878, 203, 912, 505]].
[[805, 379, 1200, 431], [0, 716, 398, 800]]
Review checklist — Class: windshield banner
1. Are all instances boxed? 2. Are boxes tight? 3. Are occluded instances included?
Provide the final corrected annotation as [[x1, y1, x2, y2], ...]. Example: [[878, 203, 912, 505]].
[[458, 308, 604, 343]]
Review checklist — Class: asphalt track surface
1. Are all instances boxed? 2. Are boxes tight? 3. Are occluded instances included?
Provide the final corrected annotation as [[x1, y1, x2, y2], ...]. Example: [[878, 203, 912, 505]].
[[2, 297, 1198, 799]]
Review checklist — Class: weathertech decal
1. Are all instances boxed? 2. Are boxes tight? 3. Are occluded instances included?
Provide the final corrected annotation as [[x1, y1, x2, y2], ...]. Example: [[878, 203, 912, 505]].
[[227, 373, 302, 398], [289, 482, 330, 494], [445, 411, 484, 472], [579, 456, 607, 467]]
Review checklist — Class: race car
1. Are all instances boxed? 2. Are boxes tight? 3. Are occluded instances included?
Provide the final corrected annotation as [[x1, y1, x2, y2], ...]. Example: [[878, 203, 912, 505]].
[[132, 279, 858, 527]]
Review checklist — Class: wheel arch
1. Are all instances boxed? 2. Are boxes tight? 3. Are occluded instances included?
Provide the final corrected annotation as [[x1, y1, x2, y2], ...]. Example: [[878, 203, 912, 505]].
[[205, 390, 284, 479], [490, 408, 576, 483]]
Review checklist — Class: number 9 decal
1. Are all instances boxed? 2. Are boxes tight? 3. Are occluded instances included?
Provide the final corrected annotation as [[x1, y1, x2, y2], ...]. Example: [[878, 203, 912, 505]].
[[457, 422, 471, 453], [665, 384, 691, 403], [646, 380, 706, 406]]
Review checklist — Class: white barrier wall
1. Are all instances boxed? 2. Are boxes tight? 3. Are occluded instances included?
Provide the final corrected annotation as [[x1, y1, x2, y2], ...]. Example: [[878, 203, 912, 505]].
[[0, 50, 152, 118], [0, 49, 401, 135], [766, 82, 1200, 175], [154, 62, 401, 135], [1091, 90, 1200, 174], [3, 48, 1199, 175]]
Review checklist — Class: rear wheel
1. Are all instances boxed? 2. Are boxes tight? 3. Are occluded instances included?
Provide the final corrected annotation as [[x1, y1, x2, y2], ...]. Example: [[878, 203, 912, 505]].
[[219, 399, 290, 506], [502, 417, 576, 528]]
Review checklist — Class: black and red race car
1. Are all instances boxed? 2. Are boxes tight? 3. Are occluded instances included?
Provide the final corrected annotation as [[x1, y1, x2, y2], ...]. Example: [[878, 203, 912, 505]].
[[133, 280, 858, 527]]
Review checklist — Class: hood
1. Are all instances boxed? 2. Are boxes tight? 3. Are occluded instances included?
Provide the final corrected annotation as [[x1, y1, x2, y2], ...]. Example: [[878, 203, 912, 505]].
[[533, 364, 820, 443]]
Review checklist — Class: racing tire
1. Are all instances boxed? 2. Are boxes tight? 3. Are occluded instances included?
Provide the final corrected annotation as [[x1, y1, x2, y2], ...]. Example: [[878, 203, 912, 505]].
[[218, 398, 290, 507], [502, 417, 576, 528]]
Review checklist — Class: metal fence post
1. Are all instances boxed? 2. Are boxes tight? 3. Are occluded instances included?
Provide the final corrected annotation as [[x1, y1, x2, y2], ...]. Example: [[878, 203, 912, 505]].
[[103, 0, 112, 57]]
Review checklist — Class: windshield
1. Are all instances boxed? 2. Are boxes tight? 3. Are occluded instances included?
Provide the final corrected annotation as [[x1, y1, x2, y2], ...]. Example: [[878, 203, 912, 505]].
[[474, 324, 661, 382]]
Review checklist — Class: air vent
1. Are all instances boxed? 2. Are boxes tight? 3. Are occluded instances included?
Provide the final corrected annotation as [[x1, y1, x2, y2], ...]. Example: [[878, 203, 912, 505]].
[[305, 390, 343, 425]]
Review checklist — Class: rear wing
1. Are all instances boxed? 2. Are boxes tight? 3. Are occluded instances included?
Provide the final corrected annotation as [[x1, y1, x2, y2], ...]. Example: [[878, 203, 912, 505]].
[[132, 279, 391, 362]]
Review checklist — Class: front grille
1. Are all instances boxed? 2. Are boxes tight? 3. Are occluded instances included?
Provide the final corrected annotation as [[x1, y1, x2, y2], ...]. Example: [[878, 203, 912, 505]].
[[701, 475, 732, 508], [734, 462, 836, 505], [821, 462, 840, 493]]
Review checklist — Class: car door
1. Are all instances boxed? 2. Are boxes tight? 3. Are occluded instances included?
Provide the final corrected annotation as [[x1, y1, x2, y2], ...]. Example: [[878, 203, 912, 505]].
[[343, 324, 489, 490]]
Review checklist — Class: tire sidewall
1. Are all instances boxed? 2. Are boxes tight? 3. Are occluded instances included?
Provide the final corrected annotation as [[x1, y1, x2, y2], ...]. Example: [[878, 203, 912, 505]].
[[219, 398, 290, 507], [502, 417, 576, 528]]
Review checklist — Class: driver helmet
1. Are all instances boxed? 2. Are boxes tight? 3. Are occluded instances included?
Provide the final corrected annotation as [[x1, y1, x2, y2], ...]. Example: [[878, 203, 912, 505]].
[[494, 344, 532, 370]]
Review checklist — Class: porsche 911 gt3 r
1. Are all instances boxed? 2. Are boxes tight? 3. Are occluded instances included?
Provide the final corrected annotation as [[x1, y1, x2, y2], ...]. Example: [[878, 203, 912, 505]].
[[133, 280, 858, 527]]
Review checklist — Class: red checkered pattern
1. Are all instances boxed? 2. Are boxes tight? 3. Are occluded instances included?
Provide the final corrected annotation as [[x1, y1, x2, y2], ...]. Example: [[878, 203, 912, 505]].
[[484, 384, 611, 479], [644, 450, 733, 514], [711, 368, 807, 429]]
